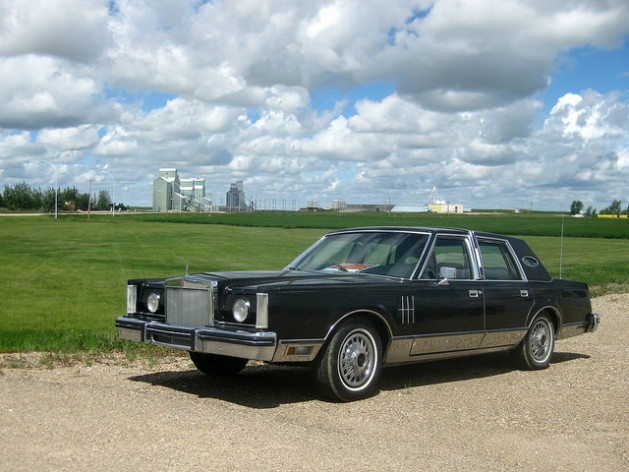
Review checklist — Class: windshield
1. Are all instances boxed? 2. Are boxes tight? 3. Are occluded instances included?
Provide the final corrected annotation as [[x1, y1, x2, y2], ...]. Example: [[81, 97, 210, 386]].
[[289, 231, 430, 278]]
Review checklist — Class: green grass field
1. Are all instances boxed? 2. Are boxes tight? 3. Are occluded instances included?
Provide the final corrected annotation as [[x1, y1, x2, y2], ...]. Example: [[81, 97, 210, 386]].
[[1, 213, 627, 353]]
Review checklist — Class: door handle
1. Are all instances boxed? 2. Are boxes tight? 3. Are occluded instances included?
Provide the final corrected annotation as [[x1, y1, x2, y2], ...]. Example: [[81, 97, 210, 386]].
[[469, 289, 482, 298], [520, 290, 529, 297]]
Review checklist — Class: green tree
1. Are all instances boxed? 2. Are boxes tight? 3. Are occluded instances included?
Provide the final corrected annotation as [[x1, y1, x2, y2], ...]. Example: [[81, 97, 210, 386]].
[[76, 193, 90, 211], [570, 200, 584, 215], [601, 199, 622, 216], [585, 206, 597, 218], [3, 183, 34, 210], [42, 187, 57, 212], [96, 190, 112, 211], [59, 186, 80, 210]]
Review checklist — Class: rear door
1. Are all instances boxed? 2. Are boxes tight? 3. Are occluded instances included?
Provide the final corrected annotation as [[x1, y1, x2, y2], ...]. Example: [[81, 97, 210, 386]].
[[476, 237, 534, 348]]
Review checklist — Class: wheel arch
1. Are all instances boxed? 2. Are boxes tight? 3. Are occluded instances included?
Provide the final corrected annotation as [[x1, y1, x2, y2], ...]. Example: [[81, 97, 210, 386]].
[[324, 309, 393, 352], [527, 305, 561, 333]]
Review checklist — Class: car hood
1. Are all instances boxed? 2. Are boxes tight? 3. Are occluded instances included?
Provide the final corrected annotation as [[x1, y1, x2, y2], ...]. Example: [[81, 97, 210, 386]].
[[175, 269, 400, 292]]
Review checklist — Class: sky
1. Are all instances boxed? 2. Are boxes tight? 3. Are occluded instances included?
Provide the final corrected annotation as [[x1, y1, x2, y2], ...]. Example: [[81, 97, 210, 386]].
[[1, 0, 628, 211]]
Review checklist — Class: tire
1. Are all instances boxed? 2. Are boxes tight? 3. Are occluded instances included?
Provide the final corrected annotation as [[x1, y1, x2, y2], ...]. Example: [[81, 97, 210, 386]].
[[189, 352, 248, 376], [313, 319, 382, 402], [512, 313, 555, 370]]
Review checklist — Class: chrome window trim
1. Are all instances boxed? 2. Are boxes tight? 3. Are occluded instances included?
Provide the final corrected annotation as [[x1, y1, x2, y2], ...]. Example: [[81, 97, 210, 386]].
[[475, 236, 528, 282], [416, 233, 479, 280]]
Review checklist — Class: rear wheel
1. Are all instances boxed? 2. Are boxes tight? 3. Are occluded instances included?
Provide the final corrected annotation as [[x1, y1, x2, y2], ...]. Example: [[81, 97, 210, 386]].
[[189, 352, 248, 376], [512, 313, 555, 370], [313, 319, 382, 402]]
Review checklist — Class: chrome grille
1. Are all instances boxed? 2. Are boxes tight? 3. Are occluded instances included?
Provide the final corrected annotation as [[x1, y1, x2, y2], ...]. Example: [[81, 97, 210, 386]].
[[166, 286, 212, 327]]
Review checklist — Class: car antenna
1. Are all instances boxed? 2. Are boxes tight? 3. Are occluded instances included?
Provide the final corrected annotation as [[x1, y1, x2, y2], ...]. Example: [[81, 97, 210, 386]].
[[186, 261, 189, 276], [559, 211, 565, 280]]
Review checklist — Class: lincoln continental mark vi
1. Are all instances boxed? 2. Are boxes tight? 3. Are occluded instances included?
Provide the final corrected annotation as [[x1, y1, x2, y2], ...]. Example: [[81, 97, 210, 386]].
[[116, 226, 600, 401]]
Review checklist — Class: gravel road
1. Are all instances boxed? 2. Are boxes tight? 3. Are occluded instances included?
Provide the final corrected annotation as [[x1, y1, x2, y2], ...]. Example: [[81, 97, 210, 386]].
[[1, 294, 627, 472]]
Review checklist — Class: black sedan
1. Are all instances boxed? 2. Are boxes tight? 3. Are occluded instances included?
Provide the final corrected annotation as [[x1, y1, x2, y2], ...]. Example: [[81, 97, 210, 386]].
[[116, 226, 600, 401]]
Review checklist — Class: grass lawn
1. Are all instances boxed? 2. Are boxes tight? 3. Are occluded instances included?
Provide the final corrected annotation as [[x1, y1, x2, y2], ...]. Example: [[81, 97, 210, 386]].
[[1, 213, 627, 352]]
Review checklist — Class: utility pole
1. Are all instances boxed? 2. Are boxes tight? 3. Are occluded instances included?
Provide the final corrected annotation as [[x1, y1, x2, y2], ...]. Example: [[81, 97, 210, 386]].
[[112, 174, 116, 218], [87, 179, 93, 220]]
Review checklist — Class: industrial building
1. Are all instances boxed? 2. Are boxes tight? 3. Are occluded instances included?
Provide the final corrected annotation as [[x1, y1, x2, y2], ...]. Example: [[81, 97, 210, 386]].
[[331, 199, 394, 212], [152, 169, 210, 212], [225, 181, 252, 212], [426, 187, 464, 214]]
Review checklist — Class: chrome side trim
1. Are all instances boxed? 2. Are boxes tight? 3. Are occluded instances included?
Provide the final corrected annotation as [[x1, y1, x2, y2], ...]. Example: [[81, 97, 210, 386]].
[[556, 322, 587, 339], [480, 329, 526, 348], [384, 337, 515, 365], [384, 329, 526, 365], [411, 332, 484, 355], [408, 345, 513, 363], [556, 315, 599, 339], [384, 337, 414, 364]]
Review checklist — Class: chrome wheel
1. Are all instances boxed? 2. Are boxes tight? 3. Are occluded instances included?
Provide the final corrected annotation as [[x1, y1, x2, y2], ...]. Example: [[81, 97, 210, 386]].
[[530, 318, 552, 363], [313, 319, 382, 401], [338, 329, 377, 390], [512, 313, 555, 370]]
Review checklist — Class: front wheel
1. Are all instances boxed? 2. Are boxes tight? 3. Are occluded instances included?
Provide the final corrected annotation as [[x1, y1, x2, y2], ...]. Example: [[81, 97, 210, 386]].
[[189, 352, 248, 376], [512, 313, 555, 370], [313, 319, 382, 402]]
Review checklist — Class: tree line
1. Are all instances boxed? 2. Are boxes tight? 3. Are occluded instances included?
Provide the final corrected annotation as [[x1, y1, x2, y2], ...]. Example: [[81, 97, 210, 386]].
[[0, 182, 127, 212], [570, 199, 628, 217]]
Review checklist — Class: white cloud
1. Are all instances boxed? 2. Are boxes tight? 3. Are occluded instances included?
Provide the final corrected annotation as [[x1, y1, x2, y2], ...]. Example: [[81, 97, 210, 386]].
[[0, 0, 110, 62], [0, 0, 627, 210]]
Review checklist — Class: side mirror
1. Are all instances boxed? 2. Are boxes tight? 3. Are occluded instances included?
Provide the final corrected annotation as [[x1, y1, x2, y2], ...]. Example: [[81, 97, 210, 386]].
[[438, 266, 457, 285], [439, 266, 457, 279]]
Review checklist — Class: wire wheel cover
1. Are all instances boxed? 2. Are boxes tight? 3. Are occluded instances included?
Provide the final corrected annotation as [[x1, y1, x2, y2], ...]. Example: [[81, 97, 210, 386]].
[[338, 330, 376, 389], [530, 319, 552, 362]]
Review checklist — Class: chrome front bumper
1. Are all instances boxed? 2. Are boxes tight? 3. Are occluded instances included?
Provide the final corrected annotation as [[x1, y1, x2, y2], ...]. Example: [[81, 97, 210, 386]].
[[116, 316, 277, 361]]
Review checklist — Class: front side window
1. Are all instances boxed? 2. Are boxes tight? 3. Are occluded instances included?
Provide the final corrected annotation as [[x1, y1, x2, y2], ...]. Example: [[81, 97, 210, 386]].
[[478, 240, 522, 280], [289, 231, 430, 278], [420, 236, 473, 280]]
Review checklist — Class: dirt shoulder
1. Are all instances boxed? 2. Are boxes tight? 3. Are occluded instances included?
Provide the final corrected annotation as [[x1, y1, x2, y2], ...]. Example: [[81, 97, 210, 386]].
[[1, 294, 627, 472]]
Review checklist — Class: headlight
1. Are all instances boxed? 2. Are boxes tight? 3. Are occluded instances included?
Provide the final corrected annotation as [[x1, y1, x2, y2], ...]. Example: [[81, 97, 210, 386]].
[[147, 292, 161, 313], [232, 299, 250, 322]]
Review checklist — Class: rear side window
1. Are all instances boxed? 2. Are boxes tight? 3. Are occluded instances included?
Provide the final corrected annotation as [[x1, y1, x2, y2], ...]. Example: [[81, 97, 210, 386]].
[[478, 240, 522, 280]]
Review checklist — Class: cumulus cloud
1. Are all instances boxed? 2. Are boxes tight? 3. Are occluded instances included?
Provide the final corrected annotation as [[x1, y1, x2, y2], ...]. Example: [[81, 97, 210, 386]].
[[0, 0, 627, 210], [0, 0, 111, 62]]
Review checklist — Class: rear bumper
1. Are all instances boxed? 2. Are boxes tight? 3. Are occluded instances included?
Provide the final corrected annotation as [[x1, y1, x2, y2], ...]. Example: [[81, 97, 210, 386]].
[[586, 313, 601, 333], [556, 313, 601, 339], [116, 316, 277, 361]]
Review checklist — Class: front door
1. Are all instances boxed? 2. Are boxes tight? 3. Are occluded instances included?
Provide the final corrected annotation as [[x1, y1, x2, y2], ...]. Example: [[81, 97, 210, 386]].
[[411, 235, 485, 356]]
